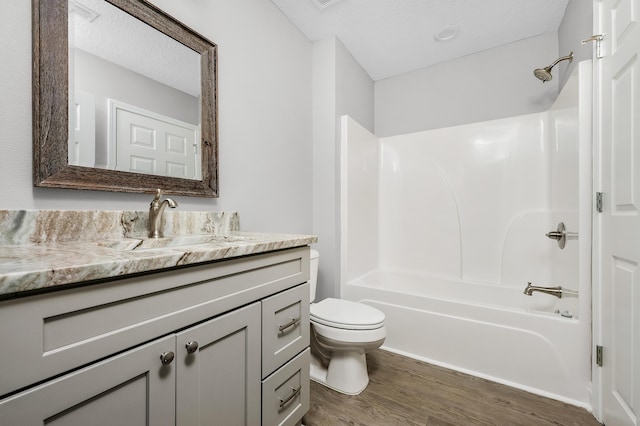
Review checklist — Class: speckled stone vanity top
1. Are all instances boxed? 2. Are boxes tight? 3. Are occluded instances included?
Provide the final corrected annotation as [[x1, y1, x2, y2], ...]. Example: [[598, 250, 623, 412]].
[[0, 210, 317, 297]]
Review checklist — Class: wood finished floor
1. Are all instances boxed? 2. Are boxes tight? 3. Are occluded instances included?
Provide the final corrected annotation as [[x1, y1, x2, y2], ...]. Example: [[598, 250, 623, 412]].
[[303, 350, 601, 426]]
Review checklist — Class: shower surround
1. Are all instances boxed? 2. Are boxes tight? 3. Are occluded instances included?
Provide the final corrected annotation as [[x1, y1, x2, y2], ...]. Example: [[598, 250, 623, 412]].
[[340, 62, 592, 407]]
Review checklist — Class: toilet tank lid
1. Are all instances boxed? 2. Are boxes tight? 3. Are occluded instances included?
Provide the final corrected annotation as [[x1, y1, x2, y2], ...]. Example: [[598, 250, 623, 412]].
[[311, 298, 385, 328]]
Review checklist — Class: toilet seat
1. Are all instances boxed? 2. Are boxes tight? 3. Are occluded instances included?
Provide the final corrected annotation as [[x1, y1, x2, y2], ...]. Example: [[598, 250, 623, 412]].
[[310, 298, 385, 330]]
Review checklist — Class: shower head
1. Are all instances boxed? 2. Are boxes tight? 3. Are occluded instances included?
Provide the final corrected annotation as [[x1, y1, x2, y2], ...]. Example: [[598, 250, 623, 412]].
[[534, 67, 553, 82], [534, 51, 573, 83]]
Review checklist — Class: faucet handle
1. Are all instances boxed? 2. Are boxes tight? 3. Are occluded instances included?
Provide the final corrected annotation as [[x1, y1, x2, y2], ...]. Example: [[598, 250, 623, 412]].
[[153, 188, 163, 202]]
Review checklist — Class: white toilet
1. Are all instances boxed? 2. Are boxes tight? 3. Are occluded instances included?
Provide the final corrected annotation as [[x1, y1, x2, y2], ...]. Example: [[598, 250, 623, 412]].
[[308, 249, 386, 395]]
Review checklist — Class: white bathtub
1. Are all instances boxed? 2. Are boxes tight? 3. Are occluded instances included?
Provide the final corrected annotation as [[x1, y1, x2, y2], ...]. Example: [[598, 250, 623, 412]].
[[342, 270, 592, 408]]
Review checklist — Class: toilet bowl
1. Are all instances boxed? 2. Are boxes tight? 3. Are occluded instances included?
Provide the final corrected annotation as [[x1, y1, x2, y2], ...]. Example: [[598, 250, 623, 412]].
[[308, 250, 386, 395]]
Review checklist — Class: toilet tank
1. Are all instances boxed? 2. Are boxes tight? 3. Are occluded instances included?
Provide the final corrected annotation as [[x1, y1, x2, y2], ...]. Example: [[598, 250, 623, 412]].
[[309, 249, 319, 302]]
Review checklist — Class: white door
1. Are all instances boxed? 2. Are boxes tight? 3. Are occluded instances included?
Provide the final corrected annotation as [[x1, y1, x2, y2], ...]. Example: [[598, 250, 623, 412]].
[[69, 90, 96, 168], [110, 100, 200, 179], [595, 0, 640, 424]]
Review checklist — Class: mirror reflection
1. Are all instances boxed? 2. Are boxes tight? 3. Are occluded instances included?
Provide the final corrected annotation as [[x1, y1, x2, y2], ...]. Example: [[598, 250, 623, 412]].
[[69, 0, 202, 180]]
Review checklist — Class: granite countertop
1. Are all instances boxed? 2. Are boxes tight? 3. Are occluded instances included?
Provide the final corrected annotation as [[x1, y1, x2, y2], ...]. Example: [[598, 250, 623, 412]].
[[0, 210, 317, 298]]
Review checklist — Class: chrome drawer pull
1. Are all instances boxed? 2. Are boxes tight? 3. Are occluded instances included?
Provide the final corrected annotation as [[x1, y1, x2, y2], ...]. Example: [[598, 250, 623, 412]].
[[278, 317, 301, 333], [279, 386, 301, 409]]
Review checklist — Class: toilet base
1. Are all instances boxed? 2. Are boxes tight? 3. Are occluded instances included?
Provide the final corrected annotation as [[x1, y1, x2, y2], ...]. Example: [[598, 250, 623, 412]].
[[309, 350, 369, 395]]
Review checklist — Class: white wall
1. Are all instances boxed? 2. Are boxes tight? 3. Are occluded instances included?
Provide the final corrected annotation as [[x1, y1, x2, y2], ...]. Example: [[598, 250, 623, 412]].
[[375, 2, 593, 138], [312, 38, 338, 302], [75, 50, 199, 127], [312, 37, 374, 300], [335, 40, 375, 133], [0, 0, 313, 234], [375, 32, 561, 137], [558, 0, 593, 89]]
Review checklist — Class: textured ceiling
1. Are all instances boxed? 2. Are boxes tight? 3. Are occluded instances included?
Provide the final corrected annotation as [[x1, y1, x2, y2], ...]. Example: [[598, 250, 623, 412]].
[[271, 0, 570, 81], [71, 0, 200, 97]]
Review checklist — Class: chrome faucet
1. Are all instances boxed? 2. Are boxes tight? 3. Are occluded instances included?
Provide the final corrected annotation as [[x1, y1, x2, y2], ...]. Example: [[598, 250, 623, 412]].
[[148, 189, 178, 238], [523, 282, 578, 299]]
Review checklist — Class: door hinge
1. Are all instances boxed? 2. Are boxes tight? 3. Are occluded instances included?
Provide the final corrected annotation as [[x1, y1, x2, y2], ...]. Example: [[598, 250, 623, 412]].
[[596, 192, 603, 212], [582, 34, 604, 59], [596, 345, 603, 367]]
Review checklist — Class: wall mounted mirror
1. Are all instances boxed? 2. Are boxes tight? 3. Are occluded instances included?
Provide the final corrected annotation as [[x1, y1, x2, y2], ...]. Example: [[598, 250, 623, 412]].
[[33, 0, 218, 197]]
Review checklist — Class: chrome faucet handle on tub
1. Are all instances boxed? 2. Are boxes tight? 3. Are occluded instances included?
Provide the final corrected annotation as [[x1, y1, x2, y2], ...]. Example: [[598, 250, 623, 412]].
[[523, 282, 578, 299], [148, 189, 178, 238]]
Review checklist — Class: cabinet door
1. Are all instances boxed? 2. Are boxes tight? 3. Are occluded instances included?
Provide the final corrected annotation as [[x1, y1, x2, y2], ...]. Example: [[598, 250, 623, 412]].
[[0, 335, 176, 426], [176, 302, 261, 426]]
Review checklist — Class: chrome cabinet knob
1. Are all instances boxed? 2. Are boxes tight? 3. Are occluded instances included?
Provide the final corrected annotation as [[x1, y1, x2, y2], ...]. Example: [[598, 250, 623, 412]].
[[185, 341, 199, 354], [160, 351, 175, 365]]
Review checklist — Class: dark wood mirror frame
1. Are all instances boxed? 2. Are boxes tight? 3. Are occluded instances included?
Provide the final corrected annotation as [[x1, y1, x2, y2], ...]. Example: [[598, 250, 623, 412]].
[[32, 0, 218, 197]]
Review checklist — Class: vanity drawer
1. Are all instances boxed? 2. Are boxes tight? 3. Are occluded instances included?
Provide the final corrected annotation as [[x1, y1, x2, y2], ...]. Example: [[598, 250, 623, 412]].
[[262, 348, 310, 426], [261, 282, 310, 378]]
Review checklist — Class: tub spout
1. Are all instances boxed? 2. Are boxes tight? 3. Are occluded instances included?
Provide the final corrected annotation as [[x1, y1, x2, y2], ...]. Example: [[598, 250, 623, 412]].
[[523, 282, 570, 298]]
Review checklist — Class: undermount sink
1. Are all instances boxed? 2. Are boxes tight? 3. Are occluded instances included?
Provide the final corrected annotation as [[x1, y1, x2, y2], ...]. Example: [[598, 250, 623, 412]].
[[97, 234, 251, 252], [135, 234, 250, 250]]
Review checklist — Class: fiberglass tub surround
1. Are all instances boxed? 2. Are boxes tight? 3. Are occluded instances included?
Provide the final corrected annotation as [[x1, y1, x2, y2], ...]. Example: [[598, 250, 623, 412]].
[[340, 62, 592, 407]]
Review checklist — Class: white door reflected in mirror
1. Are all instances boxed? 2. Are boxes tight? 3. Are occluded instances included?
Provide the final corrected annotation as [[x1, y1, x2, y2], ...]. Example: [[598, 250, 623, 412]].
[[111, 100, 200, 180], [69, 90, 96, 168]]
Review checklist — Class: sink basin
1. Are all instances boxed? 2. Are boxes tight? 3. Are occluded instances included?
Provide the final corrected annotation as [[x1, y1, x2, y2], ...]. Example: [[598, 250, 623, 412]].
[[134, 234, 250, 250], [96, 234, 251, 252]]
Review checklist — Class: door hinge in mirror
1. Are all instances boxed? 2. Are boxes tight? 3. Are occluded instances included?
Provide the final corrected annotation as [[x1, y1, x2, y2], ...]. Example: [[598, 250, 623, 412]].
[[596, 345, 603, 367], [596, 192, 603, 213]]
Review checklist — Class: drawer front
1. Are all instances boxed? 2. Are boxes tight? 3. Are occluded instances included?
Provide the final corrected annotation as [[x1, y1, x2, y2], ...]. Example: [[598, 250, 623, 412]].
[[262, 348, 310, 426], [261, 283, 310, 378], [0, 247, 309, 397]]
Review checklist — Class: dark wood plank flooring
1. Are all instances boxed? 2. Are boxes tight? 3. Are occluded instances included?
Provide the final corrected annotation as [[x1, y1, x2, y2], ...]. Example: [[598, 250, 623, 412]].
[[303, 350, 601, 426]]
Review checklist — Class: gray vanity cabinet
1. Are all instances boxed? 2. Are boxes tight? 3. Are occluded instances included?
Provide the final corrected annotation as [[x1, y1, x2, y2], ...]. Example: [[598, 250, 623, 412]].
[[0, 246, 310, 425], [0, 304, 261, 426]]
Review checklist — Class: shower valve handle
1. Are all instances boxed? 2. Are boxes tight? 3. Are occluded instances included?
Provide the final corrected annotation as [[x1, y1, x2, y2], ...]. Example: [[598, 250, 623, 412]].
[[546, 231, 564, 240], [545, 222, 578, 250], [546, 222, 567, 249]]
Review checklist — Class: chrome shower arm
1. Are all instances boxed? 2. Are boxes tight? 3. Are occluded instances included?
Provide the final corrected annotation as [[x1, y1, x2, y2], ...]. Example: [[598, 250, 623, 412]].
[[534, 51, 574, 82], [547, 52, 574, 69]]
